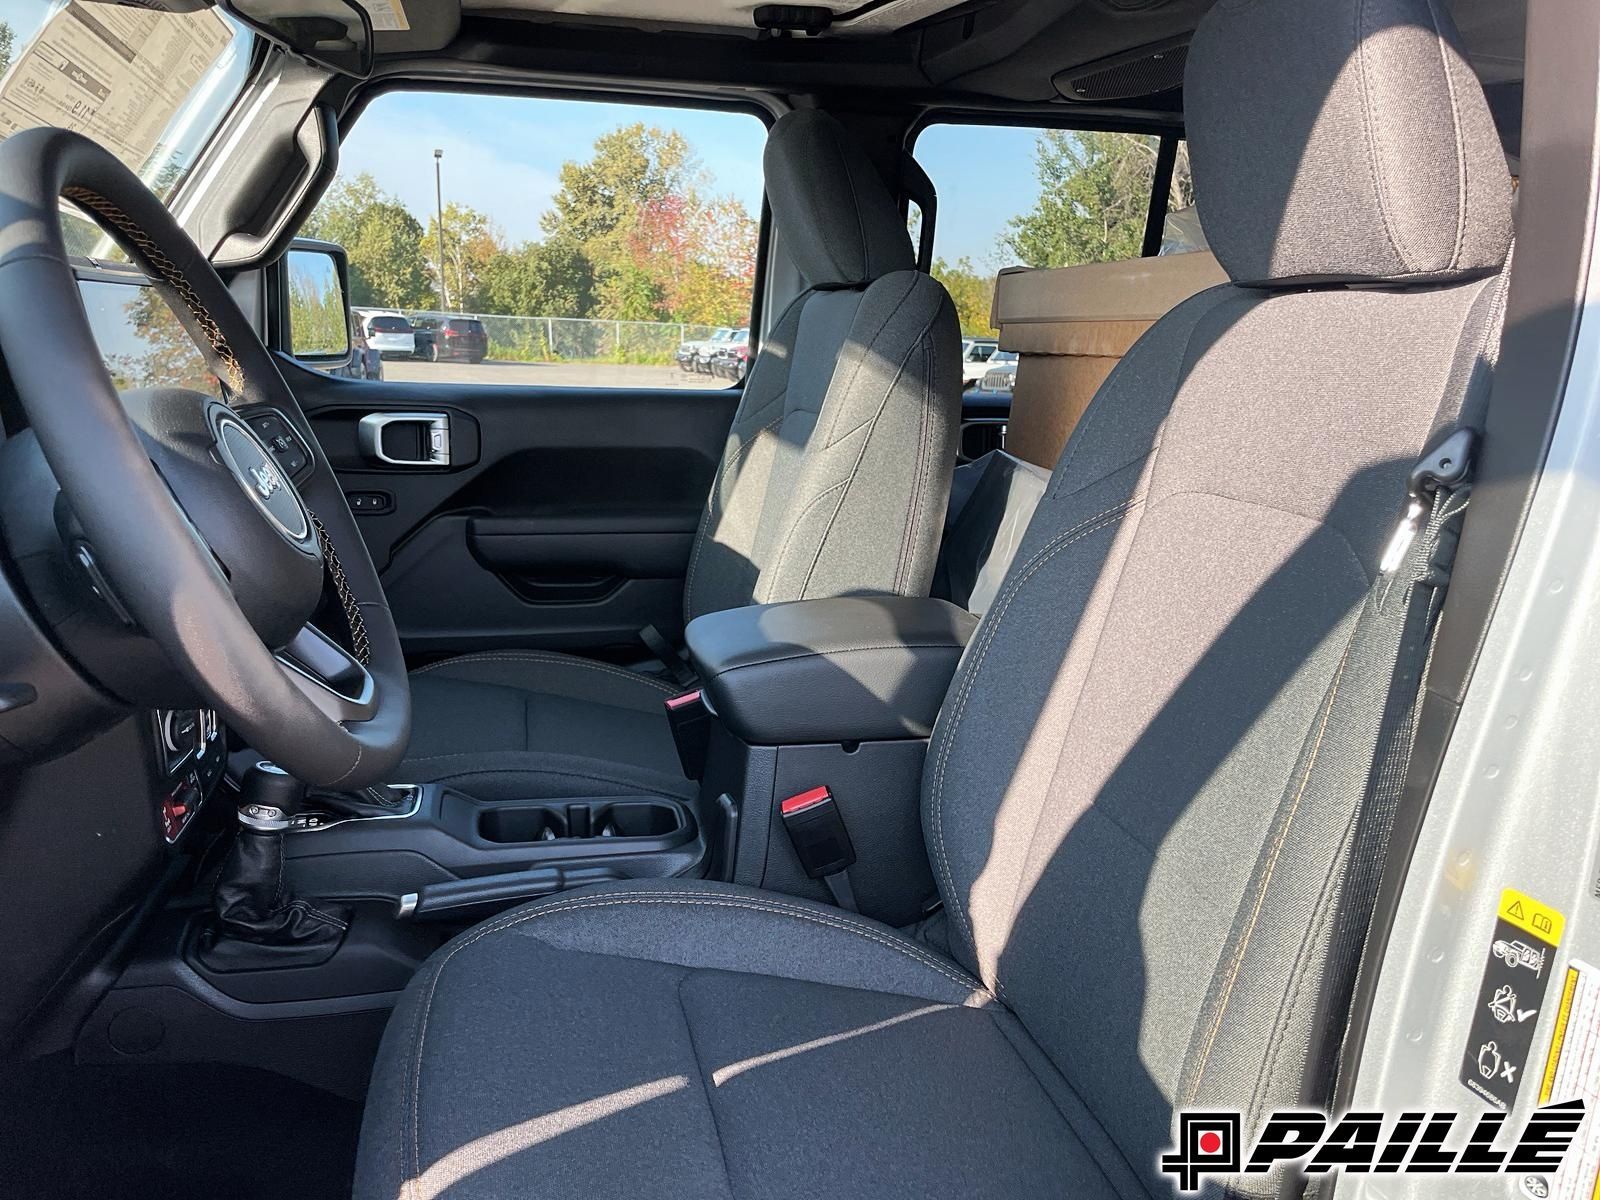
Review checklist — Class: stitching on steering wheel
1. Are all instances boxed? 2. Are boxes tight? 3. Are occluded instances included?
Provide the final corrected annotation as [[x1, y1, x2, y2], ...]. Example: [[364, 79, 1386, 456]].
[[61, 185, 373, 667]]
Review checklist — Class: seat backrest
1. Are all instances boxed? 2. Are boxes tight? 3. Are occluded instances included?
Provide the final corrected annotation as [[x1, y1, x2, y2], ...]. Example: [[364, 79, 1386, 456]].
[[683, 110, 961, 622], [921, 0, 1513, 1189]]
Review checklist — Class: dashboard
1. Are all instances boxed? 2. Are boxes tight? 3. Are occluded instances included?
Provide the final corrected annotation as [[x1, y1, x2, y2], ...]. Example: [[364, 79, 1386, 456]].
[[152, 707, 226, 843]]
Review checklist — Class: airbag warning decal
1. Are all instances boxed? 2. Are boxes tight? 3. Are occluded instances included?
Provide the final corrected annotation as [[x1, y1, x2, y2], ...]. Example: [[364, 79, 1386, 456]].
[[1534, 960, 1600, 1200], [1460, 889, 1565, 1112]]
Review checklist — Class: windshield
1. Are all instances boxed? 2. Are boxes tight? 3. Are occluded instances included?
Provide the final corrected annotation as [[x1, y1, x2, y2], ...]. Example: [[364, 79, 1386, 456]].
[[0, 1, 253, 256], [369, 316, 412, 333]]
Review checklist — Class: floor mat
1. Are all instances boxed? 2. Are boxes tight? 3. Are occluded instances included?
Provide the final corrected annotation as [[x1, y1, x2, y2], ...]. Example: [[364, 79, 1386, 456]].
[[0, 1056, 361, 1200]]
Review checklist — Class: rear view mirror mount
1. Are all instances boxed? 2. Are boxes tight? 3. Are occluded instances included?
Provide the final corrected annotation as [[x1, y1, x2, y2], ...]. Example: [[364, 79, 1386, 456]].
[[220, 0, 374, 78]]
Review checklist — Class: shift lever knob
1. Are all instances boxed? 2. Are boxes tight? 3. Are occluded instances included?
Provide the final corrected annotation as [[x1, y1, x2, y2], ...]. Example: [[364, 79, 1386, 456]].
[[237, 760, 305, 828]]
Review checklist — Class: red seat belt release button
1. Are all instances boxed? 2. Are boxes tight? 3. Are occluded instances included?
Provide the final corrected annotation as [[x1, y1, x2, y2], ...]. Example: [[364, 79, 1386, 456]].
[[779, 786, 856, 881]]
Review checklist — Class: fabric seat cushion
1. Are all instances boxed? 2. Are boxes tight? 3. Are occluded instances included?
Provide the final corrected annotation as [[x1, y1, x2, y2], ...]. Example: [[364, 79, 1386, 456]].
[[356, 880, 1138, 1200], [398, 652, 693, 801]]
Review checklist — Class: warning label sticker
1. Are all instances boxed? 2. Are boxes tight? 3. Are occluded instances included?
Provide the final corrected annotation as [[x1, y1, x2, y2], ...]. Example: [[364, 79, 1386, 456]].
[[0, 4, 232, 173], [352, 0, 411, 32], [1460, 888, 1566, 1112], [1535, 960, 1600, 1200]]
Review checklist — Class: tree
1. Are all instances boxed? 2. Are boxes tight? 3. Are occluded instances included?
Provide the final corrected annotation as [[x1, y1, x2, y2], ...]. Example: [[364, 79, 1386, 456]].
[[932, 257, 997, 337], [424, 202, 505, 312], [303, 173, 432, 308], [541, 124, 698, 249], [1001, 131, 1186, 268], [480, 237, 596, 319], [0, 22, 15, 79]]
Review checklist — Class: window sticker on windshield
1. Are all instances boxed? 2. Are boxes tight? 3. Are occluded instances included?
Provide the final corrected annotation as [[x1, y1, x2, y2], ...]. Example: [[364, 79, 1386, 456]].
[[0, 4, 232, 172], [352, 0, 410, 32], [1531, 960, 1600, 1200], [1460, 889, 1566, 1113]]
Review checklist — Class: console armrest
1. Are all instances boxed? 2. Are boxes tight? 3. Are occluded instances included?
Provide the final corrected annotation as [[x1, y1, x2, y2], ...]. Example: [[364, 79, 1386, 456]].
[[685, 596, 977, 745]]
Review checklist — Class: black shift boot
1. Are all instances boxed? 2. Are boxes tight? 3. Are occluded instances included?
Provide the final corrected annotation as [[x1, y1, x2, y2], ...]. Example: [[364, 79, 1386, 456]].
[[197, 762, 350, 971]]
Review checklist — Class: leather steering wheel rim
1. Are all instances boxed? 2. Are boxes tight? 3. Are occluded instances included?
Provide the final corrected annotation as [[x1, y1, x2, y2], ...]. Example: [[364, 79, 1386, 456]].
[[0, 127, 410, 788]]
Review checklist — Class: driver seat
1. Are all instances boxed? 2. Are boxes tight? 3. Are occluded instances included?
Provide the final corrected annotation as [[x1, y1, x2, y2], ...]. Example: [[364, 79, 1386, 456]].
[[355, 0, 1513, 1195]]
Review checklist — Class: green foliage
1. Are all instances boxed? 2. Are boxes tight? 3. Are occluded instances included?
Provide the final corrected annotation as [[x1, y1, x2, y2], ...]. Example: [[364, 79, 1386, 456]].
[[541, 124, 698, 249], [286, 257, 349, 357], [1001, 131, 1162, 269], [480, 237, 596, 321], [0, 22, 14, 79], [303, 173, 432, 308], [299, 125, 755, 329], [932, 257, 997, 337]]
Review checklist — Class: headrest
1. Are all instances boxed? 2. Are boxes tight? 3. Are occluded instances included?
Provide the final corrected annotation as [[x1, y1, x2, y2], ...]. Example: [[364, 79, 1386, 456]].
[[764, 109, 915, 287], [1185, 0, 1513, 287]]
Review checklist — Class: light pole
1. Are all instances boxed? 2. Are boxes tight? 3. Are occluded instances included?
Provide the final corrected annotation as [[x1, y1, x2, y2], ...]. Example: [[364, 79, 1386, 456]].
[[433, 148, 448, 312]]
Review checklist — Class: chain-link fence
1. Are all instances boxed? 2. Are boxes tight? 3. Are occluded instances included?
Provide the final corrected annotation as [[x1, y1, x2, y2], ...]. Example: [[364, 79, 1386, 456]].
[[404, 311, 725, 366]]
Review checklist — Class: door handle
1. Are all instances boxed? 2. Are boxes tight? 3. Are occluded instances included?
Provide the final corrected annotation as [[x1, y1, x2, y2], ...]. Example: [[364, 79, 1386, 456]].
[[358, 412, 451, 467]]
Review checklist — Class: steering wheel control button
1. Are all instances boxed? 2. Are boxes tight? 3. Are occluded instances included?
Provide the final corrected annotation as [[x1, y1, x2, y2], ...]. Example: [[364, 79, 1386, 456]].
[[214, 414, 311, 543], [247, 410, 313, 479]]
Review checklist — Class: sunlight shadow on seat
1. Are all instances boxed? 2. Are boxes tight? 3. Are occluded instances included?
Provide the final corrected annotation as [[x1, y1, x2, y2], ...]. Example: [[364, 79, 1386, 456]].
[[409, 1074, 690, 1200], [710, 1002, 952, 1086]]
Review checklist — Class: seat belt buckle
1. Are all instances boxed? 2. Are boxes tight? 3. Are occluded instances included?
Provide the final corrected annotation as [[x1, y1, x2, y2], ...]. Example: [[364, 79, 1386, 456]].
[[779, 787, 858, 910], [663, 688, 711, 780]]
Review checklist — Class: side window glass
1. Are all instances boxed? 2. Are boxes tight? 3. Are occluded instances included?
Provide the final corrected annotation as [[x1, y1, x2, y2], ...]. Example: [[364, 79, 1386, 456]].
[[302, 92, 765, 389], [913, 124, 1189, 340]]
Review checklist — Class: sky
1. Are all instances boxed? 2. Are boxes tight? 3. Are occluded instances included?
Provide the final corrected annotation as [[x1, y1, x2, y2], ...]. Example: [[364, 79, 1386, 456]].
[[342, 93, 1048, 268], [0, 0, 1051, 267]]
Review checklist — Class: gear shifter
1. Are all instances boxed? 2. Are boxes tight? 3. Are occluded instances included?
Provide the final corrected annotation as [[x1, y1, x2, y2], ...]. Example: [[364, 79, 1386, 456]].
[[197, 762, 351, 970], [305, 782, 414, 821]]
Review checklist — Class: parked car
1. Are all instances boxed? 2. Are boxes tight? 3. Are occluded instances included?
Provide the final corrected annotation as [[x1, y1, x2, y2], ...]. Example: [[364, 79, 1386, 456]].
[[961, 336, 1000, 386], [978, 349, 1018, 394], [324, 316, 382, 381], [676, 327, 729, 372], [414, 316, 488, 364], [709, 328, 750, 380], [356, 309, 416, 360], [696, 327, 742, 373]]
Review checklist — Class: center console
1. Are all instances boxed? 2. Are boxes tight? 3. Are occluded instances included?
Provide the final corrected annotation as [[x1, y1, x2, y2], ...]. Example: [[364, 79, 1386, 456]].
[[78, 595, 975, 1098], [284, 786, 704, 921], [683, 595, 977, 926]]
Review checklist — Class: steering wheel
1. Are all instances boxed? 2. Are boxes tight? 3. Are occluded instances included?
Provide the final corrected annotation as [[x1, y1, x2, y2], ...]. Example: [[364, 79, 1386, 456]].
[[0, 128, 410, 789]]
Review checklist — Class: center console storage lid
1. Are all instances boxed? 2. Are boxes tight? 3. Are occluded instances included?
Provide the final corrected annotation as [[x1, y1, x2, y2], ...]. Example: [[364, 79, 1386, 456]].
[[685, 596, 977, 746]]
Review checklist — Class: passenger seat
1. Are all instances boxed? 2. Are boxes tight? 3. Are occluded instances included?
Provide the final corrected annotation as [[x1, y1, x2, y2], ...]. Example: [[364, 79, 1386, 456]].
[[399, 109, 963, 801]]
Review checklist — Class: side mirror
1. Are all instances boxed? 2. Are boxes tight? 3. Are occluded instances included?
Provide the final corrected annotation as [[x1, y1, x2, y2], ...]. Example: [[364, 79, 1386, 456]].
[[282, 238, 353, 365]]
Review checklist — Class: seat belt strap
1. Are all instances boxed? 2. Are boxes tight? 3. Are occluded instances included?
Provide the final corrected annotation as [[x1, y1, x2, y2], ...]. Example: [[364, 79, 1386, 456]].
[[638, 624, 697, 688], [1308, 433, 1477, 1119]]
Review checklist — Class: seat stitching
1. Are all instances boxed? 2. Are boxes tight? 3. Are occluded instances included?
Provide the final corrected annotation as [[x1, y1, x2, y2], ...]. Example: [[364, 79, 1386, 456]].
[[928, 499, 1142, 955], [797, 295, 943, 596], [1354, 0, 1416, 274], [762, 479, 849, 598], [1184, 632, 1356, 1104], [1420, 0, 1469, 270], [1252, 817, 1350, 1118], [675, 974, 739, 1198], [895, 337, 935, 593], [518, 894, 986, 991], [987, 1015, 1145, 1200], [413, 651, 678, 694], [685, 410, 788, 615], [401, 892, 987, 1189]]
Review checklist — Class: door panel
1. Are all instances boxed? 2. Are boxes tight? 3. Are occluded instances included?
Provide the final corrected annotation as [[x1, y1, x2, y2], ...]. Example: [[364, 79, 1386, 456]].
[[279, 356, 736, 661]]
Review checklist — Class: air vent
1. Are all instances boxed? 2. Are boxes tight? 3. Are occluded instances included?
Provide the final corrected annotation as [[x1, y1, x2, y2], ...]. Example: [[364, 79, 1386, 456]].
[[1055, 37, 1189, 102]]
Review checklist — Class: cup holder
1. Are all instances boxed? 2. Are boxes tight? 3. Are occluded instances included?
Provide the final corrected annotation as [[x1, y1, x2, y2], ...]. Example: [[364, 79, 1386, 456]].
[[477, 798, 688, 847], [479, 807, 567, 844]]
